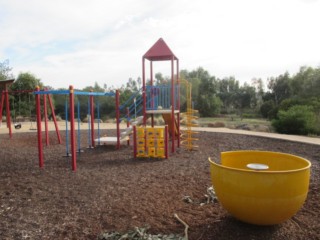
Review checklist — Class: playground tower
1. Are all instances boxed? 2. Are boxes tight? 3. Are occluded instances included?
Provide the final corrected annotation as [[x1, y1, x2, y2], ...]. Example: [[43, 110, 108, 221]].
[[142, 38, 180, 153]]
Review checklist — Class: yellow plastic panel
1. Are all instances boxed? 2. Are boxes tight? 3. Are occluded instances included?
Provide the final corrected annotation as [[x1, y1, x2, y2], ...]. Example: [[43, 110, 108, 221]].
[[146, 128, 154, 138], [137, 128, 145, 137], [147, 139, 155, 147], [156, 148, 165, 158], [137, 147, 145, 157], [157, 139, 165, 147], [155, 128, 164, 138], [148, 147, 156, 157], [137, 138, 145, 147]]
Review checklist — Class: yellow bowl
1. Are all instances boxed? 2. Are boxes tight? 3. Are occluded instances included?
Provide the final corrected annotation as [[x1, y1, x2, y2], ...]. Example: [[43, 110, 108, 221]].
[[209, 151, 311, 225]]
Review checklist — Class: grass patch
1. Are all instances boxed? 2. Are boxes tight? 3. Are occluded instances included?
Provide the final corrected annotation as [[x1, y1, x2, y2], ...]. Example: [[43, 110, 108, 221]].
[[198, 115, 272, 132]]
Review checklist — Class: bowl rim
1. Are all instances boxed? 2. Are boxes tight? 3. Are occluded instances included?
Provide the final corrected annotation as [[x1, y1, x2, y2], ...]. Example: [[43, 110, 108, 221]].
[[208, 150, 311, 174]]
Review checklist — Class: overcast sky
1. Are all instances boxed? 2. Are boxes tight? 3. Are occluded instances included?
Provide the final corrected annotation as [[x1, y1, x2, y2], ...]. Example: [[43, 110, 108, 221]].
[[1, 0, 320, 89]]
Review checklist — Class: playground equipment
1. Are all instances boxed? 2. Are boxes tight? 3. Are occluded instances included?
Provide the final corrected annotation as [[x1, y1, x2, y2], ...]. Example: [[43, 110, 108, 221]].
[[34, 85, 120, 171], [0, 79, 46, 136], [180, 79, 199, 151], [0, 79, 14, 136], [30, 38, 184, 171], [142, 38, 180, 153], [209, 151, 311, 225], [133, 126, 168, 158]]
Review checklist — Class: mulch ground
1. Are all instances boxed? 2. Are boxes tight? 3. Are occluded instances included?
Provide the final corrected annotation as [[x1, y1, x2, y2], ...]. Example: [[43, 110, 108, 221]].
[[0, 130, 319, 240]]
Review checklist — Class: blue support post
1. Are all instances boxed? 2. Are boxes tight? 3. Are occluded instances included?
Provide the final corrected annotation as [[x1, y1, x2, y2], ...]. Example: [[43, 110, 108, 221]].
[[77, 100, 83, 153], [87, 98, 92, 148]]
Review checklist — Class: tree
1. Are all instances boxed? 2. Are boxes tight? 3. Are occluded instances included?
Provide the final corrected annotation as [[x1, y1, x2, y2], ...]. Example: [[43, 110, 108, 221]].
[[0, 59, 14, 81], [126, 78, 138, 91], [291, 66, 320, 99], [251, 77, 264, 110], [197, 74, 221, 117], [179, 69, 201, 112], [217, 77, 240, 113], [9, 72, 43, 118], [260, 100, 276, 119], [267, 72, 292, 105], [155, 73, 165, 85], [235, 83, 257, 110]]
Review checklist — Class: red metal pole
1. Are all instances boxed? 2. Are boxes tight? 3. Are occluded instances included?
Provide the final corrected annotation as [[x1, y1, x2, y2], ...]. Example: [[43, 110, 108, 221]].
[[47, 94, 62, 144], [35, 86, 44, 168], [165, 125, 168, 159], [69, 85, 76, 171], [142, 57, 146, 125], [90, 91, 95, 148], [5, 90, 12, 138], [116, 90, 120, 149], [177, 59, 180, 148], [133, 125, 137, 158], [43, 93, 49, 146], [150, 60, 154, 127], [126, 107, 130, 146], [171, 57, 175, 153], [0, 91, 5, 125]]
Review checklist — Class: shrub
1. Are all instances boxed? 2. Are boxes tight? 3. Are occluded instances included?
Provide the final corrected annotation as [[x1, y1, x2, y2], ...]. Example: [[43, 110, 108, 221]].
[[55, 115, 62, 121], [208, 122, 225, 128], [260, 100, 276, 119], [272, 105, 317, 135]]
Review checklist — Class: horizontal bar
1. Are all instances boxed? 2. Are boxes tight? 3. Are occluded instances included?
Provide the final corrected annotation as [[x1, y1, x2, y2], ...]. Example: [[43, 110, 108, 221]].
[[34, 90, 115, 96], [74, 91, 115, 96], [34, 90, 70, 95]]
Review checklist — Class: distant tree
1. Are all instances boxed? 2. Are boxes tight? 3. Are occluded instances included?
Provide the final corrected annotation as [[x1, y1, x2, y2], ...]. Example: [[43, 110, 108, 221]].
[[179, 69, 201, 112], [197, 74, 221, 117], [9, 72, 43, 118], [235, 83, 257, 110], [251, 77, 264, 109], [267, 72, 292, 105], [0, 59, 14, 82], [155, 73, 165, 85], [260, 100, 276, 119], [217, 77, 240, 114], [10, 72, 42, 91], [126, 78, 138, 91], [291, 66, 320, 98], [138, 77, 143, 88]]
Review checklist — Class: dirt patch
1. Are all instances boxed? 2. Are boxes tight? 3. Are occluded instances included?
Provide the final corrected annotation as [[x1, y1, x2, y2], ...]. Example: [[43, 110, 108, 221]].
[[0, 131, 319, 239]]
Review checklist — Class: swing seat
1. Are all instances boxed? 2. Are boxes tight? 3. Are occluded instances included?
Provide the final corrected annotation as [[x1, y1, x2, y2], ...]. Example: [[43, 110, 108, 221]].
[[14, 123, 22, 129]]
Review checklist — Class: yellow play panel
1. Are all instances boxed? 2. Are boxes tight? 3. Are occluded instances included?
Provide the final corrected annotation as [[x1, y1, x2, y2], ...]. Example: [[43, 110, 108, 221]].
[[209, 151, 311, 225]]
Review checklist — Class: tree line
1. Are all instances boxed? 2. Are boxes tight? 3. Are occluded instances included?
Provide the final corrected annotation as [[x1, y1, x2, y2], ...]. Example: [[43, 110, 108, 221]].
[[1, 59, 320, 135]]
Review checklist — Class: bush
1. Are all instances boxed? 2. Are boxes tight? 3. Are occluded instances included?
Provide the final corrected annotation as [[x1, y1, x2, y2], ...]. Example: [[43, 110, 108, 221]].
[[260, 100, 276, 119], [55, 115, 62, 121], [272, 105, 317, 135], [208, 122, 225, 128]]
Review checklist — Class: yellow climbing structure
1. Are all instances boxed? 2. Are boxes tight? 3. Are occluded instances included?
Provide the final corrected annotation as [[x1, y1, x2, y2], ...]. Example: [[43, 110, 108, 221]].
[[180, 79, 199, 151], [134, 126, 168, 158]]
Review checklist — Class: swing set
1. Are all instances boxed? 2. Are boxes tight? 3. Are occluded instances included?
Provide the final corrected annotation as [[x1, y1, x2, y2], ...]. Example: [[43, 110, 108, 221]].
[[0, 79, 38, 136], [34, 85, 121, 171]]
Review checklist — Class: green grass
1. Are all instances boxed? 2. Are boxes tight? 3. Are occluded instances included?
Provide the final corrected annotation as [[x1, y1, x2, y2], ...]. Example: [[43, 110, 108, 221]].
[[197, 116, 272, 132]]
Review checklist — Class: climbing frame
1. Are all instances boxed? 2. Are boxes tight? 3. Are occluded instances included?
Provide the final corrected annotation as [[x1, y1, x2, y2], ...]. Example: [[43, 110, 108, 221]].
[[133, 126, 168, 159]]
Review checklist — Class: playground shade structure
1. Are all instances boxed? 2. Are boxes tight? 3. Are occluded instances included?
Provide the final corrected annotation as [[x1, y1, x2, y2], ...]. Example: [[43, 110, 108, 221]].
[[209, 151, 311, 225]]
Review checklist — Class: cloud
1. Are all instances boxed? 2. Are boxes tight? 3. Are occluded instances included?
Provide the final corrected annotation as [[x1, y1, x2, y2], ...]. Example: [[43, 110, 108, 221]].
[[1, 0, 320, 89]]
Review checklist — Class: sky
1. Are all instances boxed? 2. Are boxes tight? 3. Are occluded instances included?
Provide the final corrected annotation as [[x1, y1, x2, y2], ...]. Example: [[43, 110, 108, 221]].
[[1, 0, 320, 90]]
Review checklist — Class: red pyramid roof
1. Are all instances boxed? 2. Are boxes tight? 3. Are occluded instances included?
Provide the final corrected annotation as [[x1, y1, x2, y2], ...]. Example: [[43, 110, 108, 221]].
[[143, 38, 178, 61]]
